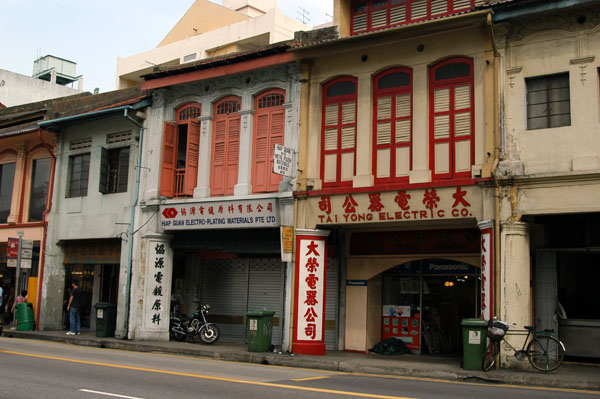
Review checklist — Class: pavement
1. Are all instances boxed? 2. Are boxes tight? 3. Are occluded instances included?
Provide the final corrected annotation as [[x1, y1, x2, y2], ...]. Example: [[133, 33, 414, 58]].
[[1, 327, 599, 392]]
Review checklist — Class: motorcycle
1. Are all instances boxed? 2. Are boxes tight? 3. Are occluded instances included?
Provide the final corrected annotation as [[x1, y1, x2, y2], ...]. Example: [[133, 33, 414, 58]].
[[170, 303, 220, 344]]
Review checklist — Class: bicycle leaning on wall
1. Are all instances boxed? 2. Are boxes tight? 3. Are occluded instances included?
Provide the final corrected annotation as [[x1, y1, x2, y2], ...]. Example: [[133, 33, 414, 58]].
[[482, 317, 566, 373]]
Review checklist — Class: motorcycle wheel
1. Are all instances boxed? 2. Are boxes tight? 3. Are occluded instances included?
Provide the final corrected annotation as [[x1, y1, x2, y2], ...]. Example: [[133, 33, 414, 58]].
[[171, 327, 187, 342], [200, 324, 220, 344]]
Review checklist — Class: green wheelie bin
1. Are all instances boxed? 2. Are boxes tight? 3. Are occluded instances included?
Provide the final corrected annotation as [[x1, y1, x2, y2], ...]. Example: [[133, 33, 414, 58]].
[[461, 318, 488, 370], [94, 303, 117, 337], [246, 310, 275, 352], [15, 302, 35, 331]]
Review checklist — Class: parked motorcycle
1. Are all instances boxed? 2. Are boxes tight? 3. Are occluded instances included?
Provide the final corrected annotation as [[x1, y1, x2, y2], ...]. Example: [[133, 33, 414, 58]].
[[170, 303, 220, 344]]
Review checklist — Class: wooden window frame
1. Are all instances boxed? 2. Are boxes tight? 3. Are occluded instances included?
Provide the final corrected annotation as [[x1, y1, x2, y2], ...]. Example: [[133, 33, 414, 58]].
[[159, 102, 201, 198], [373, 67, 413, 185], [429, 57, 474, 181], [211, 96, 241, 196], [321, 77, 358, 188], [350, 0, 475, 35], [252, 89, 285, 194]]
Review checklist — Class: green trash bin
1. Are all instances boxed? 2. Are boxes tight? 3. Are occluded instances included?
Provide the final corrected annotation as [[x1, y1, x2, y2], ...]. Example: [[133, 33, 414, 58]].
[[15, 302, 35, 331], [94, 303, 117, 337], [461, 318, 488, 370], [246, 310, 275, 352]]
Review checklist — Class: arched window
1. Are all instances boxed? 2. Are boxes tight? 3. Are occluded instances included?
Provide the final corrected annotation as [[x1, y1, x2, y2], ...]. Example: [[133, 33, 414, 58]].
[[373, 68, 412, 184], [211, 96, 241, 196], [321, 77, 357, 188], [160, 102, 201, 197], [252, 89, 285, 193], [429, 58, 474, 180]]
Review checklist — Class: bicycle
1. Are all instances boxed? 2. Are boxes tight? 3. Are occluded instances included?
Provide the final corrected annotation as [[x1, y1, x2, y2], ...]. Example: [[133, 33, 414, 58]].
[[482, 317, 566, 373]]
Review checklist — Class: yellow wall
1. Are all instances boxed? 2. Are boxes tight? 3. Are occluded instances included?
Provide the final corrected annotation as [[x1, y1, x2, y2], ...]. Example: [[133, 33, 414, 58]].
[[159, 0, 250, 47]]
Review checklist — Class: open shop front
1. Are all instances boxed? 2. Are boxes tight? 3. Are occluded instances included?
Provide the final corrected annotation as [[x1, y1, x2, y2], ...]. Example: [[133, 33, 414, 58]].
[[344, 227, 489, 355], [382, 260, 480, 354]]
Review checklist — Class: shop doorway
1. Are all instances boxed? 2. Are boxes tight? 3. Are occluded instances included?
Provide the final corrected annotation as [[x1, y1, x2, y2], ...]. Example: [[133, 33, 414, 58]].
[[382, 259, 480, 354], [65, 265, 94, 328]]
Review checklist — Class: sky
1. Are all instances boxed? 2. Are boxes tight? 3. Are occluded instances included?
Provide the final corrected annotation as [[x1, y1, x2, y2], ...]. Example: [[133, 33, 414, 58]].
[[0, 0, 333, 94]]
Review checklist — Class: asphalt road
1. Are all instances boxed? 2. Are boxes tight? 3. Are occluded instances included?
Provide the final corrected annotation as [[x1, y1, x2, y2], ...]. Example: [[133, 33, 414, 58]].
[[1, 337, 598, 399]]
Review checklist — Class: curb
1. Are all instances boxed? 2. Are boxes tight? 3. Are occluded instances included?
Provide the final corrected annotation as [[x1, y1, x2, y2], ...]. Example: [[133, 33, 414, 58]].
[[2, 330, 599, 391]]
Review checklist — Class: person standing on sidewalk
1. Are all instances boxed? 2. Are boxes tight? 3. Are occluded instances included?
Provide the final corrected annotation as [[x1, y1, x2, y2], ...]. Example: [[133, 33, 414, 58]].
[[66, 280, 82, 335]]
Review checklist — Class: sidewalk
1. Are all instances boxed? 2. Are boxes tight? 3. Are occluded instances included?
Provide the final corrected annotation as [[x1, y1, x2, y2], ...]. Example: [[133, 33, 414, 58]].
[[2, 327, 599, 391]]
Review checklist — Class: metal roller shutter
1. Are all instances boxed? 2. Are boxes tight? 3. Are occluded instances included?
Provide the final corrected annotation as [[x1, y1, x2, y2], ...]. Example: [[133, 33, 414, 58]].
[[248, 258, 284, 346], [200, 258, 248, 342], [325, 257, 338, 350]]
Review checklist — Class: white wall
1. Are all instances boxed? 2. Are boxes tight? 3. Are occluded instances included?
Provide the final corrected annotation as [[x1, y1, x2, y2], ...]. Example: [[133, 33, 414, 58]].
[[0, 69, 82, 107]]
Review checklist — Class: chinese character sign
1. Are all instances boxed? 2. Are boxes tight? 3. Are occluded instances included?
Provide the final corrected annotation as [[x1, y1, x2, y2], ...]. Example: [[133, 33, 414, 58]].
[[294, 230, 328, 355], [480, 228, 493, 321], [145, 240, 171, 331]]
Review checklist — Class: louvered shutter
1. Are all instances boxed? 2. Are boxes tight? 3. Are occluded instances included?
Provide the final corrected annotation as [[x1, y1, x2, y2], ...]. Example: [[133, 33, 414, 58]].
[[118, 147, 130, 192], [371, 7, 387, 30], [454, 84, 472, 174], [226, 116, 240, 194], [433, 88, 451, 177], [411, 0, 428, 20], [431, 0, 448, 16], [395, 93, 411, 177], [340, 101, 356, 182], [267, 109, 285, 191], [253, 113, 270, 192], [159, 121, 178, 197], [211, 119, 227, 195], [99, 147, 109, 194], [390, 3, 406, 25], [183, 119, 200, 196], [376, 96, 392, 178]]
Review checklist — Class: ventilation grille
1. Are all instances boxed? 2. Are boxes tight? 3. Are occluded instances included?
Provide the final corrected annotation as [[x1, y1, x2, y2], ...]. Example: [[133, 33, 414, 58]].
[[106, 131, 132, 144], [70, 138, 92, 150]]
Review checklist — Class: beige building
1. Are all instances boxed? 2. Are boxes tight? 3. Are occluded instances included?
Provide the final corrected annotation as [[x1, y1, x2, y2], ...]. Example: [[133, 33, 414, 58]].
[[290, 0, 497, 355], [116, 0, 309, 89], [493, 0, 600, 363]]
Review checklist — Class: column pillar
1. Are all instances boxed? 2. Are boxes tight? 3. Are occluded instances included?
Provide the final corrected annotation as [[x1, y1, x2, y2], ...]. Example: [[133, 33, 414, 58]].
[[293, 228, 330, 355], [500, 221, 531, 369]]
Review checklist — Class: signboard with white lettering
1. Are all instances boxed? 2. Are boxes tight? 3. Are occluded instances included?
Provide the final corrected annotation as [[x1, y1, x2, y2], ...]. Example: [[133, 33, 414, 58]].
[[160, 199, 278, 230], [479, 223, 494, 321], [273, 144, 294, 177], [293, 229, 329, 356]]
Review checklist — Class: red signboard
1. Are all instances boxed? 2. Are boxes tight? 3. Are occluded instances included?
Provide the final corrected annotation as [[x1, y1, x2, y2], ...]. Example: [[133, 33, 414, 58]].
[[7, 237, 19, 258]]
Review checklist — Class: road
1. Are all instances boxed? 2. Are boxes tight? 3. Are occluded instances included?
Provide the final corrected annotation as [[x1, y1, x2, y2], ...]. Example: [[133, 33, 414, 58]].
[[1, 337, 598, 399]]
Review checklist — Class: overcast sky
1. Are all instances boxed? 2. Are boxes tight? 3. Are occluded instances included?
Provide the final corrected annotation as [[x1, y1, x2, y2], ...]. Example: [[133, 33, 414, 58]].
[[0, 0, 332, 93]]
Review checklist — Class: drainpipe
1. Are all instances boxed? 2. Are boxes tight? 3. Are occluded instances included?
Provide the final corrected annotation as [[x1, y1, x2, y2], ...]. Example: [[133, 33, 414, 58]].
[[35, 130, 57, 329], [123, 108, 144, 340], [487, 12, 502, 319]]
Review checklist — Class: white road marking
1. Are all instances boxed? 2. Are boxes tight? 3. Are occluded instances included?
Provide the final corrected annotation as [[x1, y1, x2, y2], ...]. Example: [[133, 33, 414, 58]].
[[79, 389, 146, 399]]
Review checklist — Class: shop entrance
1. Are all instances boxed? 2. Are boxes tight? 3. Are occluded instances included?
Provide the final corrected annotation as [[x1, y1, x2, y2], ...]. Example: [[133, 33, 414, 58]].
[[382, 259, 480, 354], [65, 265, 94, 328]]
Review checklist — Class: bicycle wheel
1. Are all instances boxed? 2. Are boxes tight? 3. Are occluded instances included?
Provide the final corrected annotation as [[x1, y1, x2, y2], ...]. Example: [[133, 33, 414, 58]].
[[482, 340, 498, 371], [527, 335, 565, 372]]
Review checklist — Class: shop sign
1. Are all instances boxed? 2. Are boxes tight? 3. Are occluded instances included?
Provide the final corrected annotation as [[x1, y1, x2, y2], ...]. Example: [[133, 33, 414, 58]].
[[479, 224, 494, 321], [273, 144, 295, 177], [293, 230, 329, 355], [309, 185, 481, 226], [160, 199, 278, 230], [144, 240, 170, 329], [346, 280, 367, 286], [7, 238, 19, 258]]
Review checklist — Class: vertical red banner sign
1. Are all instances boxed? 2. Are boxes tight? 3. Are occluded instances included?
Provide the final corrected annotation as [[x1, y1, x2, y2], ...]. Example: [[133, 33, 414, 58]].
[[478, 221, 494, 321], [293, 229, 329, 355]]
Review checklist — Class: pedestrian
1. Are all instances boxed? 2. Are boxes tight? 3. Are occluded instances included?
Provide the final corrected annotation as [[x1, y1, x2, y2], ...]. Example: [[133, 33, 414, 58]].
[[66, 280, 82, 335], [12, 290, 27, 313], [0, 285, 4, 324], [4, 287, 15, 325]]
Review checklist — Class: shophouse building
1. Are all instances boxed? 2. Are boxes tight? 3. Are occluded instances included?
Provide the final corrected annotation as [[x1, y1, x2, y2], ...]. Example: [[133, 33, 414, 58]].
[[34, 88, 151, 335], [125, 42, 305, 349], [290, 0, 498, 356], [492, 0, 600, 363]]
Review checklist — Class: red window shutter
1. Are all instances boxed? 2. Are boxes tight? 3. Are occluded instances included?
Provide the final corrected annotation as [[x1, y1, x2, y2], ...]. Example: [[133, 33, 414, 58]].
[[267, 108, 285, 191], [159, 121, 177, 197], [225, 116, 240, 195], [183, 119, 200, 196], [210, 119, 227, 195], [252, 112, 270, 192]]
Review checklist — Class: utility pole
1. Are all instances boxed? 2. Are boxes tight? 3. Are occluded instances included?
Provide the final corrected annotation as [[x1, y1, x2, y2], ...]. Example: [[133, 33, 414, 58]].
[[12, 230, 24, 328]]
